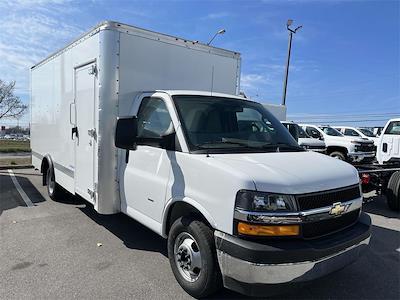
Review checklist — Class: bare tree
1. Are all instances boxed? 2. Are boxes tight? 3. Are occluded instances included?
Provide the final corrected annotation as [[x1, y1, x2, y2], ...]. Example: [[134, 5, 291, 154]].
[[0, 80, 28, 120]]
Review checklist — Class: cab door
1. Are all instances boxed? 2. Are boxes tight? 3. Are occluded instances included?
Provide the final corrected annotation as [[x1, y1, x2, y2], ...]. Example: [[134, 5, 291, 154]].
[[380, 120, 400, 163], [120, 96, 177, 224]]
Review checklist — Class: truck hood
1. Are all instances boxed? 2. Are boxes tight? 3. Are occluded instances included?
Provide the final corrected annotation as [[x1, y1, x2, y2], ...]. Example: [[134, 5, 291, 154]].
[[210, 151, 359, 194], [341, 136, 374, 144]]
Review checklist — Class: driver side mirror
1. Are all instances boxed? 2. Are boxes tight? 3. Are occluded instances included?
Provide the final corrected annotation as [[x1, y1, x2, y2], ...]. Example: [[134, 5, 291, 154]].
[[115, 117, 138, 150]]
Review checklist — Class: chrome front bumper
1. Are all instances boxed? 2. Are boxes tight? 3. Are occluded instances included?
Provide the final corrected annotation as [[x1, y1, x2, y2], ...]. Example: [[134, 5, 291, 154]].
[[348, 151, 375, 159], [216, 236, 369, 285], [215, 213, 371, 296]]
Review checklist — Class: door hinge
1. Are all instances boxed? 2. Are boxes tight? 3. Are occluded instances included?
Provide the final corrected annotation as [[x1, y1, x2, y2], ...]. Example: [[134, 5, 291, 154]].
[[88, 188, 95, 199], [88, 65, 97, 76], [88, 128, 97, 140]]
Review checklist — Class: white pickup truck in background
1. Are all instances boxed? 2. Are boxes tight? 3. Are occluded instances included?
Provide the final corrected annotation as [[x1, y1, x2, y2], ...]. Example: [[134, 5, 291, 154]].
[[376, 118, 400, 165], [281, 121, 326, 152], [300, 124, 375, 162], [30, 21, 371, 298], [356, 118, 400, 211], [334, 126, 379, 146]]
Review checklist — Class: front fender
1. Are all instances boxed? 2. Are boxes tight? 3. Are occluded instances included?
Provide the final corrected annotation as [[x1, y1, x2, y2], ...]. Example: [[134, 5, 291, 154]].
[[161, 197, 218, 238]]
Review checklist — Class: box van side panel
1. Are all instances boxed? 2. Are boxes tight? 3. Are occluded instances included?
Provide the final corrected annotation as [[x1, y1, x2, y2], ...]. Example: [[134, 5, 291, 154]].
[[31, 33, 100, 194], [117, 31, 241, 115]]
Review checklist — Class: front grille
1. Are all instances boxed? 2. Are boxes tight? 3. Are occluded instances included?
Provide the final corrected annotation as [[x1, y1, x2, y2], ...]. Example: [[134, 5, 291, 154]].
[[296, 185, 361, 211], [302, 209, 360, 239], [355, 143, 374, 152]]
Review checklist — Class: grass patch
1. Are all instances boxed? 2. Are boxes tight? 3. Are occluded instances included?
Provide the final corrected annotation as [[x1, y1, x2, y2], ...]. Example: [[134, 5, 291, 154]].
[[0, 156, 32, 166], [0, 140, 31, 153]]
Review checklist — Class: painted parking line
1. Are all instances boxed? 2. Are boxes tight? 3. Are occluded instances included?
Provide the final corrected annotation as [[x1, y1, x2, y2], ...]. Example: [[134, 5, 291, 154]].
[[8, 169, 34, 207]]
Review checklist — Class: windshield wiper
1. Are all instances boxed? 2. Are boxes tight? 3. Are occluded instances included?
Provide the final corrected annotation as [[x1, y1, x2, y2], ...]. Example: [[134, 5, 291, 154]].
[[261, 143, 304, 152], [196, 140, 251, 148]]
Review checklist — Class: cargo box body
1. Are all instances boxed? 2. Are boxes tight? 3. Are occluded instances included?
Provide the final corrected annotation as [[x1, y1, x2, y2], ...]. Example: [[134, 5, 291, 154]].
[[31, 21, 241, 214]]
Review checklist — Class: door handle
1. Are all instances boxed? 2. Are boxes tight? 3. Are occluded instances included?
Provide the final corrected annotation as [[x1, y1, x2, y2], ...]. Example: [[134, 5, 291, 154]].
[[382, 143, 387, 153], [72, 127, 78, 139]]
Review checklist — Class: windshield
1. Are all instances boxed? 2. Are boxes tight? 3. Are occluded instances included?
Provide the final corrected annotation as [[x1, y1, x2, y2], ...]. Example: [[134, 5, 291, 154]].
[[173, 95, 301, 153], [359, 128, 375, 137], [298, 126, 309, 138], [320, 126, 343, 136], [385, 121, 400, 135]]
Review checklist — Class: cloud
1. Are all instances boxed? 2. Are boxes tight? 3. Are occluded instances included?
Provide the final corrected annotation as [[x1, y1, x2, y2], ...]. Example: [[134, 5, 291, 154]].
[[201, 12, 233, 20], [240, 73, 275, 99], [241, 74, 268, 88], [0, 3, 84, 97]]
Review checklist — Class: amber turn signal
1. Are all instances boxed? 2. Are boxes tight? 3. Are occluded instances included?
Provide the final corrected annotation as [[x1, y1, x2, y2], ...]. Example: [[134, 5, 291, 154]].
[[237, 222, 300, 236]]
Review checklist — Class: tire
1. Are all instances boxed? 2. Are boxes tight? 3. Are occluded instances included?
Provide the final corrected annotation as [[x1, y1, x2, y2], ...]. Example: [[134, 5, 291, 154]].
[[386, 171, 400, 211], [168, 216, 222, 298], [329, 151, 347, 161], [46, 166, 63, 200]]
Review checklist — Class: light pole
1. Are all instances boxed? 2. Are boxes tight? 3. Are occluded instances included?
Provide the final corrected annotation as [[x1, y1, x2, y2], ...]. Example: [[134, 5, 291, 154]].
[[207, 29, 226, 46], [282, 19, 302, 106]]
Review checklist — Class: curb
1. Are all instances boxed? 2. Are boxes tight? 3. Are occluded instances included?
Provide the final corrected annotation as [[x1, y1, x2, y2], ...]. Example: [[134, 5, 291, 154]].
[[0, 165, 34, 170]]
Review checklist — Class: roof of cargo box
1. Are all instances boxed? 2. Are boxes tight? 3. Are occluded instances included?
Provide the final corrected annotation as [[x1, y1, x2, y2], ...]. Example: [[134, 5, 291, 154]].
[[31, 20, 241, 70]]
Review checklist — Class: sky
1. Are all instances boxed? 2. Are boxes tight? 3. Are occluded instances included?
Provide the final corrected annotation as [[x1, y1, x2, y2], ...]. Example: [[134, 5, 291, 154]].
[[0, 0, 399, 127]]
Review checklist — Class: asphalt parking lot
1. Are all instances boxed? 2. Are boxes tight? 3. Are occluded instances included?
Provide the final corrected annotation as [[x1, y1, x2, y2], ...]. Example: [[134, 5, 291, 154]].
[[0, 168, 399, 300]]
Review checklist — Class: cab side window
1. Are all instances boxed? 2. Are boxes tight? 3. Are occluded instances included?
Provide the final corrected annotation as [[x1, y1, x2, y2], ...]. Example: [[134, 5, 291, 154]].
[[385, 121, 400, 135], [344, 129, 360, 137], [137, 97, 173, 139], [306, 127, 321, 139]]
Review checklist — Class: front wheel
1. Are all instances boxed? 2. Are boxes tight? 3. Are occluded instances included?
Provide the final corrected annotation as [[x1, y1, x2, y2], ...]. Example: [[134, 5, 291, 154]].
[[329, 151, 347, 161], [168, 217, 222, 298]]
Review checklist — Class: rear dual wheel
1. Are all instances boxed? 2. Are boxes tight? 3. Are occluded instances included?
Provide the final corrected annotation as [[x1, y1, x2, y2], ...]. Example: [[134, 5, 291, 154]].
[[387, 171, 400, 211], [46, 166, 63, 200]]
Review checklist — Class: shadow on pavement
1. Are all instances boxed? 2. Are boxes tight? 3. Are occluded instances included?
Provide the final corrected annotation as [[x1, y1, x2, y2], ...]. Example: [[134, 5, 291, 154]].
[[78, 203, 168, 257], [0, 174, 46, 216], [363, 195, 400, 219]]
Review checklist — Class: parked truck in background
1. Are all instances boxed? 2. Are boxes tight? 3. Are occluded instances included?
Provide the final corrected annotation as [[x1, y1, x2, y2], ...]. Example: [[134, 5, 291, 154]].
[[334, 126, 379, 147], [31, 21, 371, 298], [300, 124, 375, 163], [281, 121, 326, 153], [356, 118, 400, 211]]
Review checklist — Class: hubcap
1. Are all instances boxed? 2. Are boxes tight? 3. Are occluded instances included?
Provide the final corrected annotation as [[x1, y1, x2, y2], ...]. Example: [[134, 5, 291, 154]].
[[47, 169, 55, 195], [332, 154, 344, 160], [174, 232, 202, 282]]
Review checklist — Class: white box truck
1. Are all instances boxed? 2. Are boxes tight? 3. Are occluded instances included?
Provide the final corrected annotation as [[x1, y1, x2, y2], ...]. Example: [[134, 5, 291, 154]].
[[31, 21, 371, 298]]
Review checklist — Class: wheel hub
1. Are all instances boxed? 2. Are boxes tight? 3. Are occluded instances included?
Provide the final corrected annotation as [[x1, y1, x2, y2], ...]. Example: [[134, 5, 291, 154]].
[[174, 233, 202, 282]]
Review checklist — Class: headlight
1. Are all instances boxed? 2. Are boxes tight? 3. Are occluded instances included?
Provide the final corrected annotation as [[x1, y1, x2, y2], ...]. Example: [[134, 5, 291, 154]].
[[235, 190, 297, 212]]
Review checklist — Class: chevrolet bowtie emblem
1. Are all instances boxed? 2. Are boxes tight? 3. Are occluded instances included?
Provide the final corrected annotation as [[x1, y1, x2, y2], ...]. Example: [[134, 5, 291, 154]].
[[329, 202, 348, 216]]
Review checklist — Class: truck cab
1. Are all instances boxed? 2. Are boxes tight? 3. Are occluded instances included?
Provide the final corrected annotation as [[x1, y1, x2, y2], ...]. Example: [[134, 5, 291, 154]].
[[300, 124, 375, 162], [115, 90, 371, 297], [376, 118, 400, 164]]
